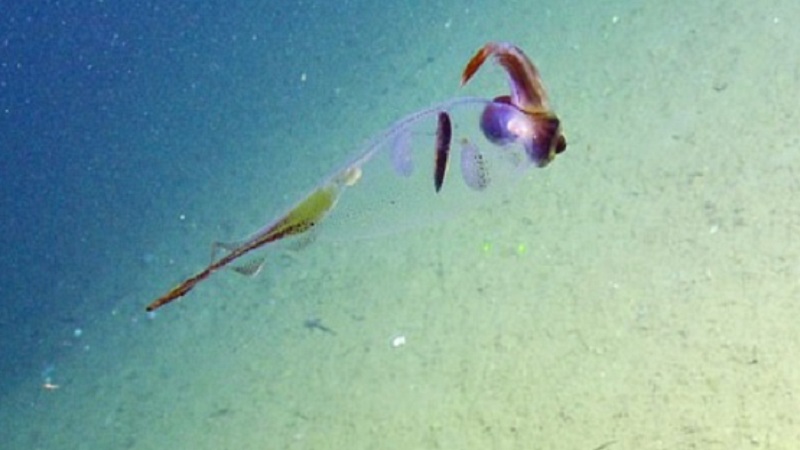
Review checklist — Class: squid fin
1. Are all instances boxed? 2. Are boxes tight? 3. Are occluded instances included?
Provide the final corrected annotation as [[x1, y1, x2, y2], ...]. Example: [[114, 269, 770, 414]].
[[231, 257, 266, 277]]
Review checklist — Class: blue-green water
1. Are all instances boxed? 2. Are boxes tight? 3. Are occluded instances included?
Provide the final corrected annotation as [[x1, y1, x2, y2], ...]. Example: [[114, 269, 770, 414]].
[[3, 0, 800, 448]]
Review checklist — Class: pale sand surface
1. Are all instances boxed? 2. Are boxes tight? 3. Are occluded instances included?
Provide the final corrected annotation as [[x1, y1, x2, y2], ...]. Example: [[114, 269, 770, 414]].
[[4, 1, 800, 448]]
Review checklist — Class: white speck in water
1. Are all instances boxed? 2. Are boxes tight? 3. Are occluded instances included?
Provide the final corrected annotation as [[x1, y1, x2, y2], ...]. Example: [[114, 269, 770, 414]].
[[391, 335, 406, 348], [141, 252, 156, 266]]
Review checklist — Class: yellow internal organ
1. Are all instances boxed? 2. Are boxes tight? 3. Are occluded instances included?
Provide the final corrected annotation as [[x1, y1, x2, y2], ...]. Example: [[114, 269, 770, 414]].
[[267, 184, 339, 239]]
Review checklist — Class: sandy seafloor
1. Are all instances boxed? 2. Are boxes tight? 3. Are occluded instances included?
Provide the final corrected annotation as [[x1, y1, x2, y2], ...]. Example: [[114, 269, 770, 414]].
[[2, 0, 800, 448]]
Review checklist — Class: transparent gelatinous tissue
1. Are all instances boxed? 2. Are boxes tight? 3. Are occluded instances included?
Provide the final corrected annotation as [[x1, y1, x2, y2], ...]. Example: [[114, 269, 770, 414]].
[[321, 97, 534, 240], [390, 126, 414, 177], [459, 138, 490, 191]]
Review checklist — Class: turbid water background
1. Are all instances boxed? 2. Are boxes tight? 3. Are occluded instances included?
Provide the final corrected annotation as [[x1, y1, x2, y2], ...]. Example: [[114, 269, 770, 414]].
[[2, 0, 800, 448]]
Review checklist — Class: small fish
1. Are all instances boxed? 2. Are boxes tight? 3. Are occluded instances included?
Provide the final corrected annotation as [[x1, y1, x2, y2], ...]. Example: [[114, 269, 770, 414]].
[[304, 317, 336, 335], [433, 111, 452, 192]]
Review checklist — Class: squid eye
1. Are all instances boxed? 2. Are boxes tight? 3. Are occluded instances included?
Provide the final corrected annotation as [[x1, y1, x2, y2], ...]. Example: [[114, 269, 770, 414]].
[[525, 115, 563, 167], [479, 100, 566, 166], [479, 100, 523, 146]]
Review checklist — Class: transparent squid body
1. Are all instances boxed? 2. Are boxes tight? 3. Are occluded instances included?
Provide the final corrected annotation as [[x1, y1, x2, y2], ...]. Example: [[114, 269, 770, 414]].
[[145, 41, 568, 312]]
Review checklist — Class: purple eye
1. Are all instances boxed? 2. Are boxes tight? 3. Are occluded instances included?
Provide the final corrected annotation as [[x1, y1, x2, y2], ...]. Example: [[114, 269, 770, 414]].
[[479, 99, 566, 167], [524, 115, 562, 167], [479, 101, 521, 146]]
